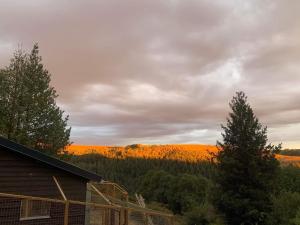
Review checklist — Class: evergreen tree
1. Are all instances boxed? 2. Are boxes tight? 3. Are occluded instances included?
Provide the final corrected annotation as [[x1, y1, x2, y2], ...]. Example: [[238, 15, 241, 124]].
[[0, 44, 70, 155], [215, 92, 280, 225]]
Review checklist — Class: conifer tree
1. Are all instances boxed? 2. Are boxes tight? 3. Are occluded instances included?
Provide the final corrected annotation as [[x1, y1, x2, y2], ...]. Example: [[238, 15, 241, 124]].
[[0, 44, 70, 155], [215, 91, 280, 225]]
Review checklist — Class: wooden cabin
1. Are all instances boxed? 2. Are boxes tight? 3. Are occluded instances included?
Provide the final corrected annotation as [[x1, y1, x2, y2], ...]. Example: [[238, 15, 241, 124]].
[[0, 137, 102, 225]]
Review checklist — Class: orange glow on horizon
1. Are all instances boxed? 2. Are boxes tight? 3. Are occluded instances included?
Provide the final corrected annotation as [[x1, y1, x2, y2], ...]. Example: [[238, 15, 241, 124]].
[[66, 144, 300, 166]]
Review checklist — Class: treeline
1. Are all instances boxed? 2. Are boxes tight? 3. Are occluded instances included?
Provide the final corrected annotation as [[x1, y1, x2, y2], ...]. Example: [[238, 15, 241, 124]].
[[67, 144, 300, 167], [138, 167, 300, 225], [68, 154, 215, 193], [68, 153, 300, 225], [280, 149, 300, 156], [67, 144, 217, 162]]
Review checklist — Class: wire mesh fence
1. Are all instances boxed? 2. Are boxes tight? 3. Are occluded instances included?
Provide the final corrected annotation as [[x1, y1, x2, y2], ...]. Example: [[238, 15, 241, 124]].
[[0, 193, 173, 225], [0, 196, 65, 225], [93, 182, 129, 201]]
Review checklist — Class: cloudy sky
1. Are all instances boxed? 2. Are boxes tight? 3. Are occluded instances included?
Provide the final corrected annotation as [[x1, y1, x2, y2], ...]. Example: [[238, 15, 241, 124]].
[[0, 0, 300, 147]]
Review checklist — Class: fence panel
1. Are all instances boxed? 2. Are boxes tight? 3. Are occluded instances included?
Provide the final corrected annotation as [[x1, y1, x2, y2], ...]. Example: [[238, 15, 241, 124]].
[[0, 193, 173, 225], [0, 197, 65, 225]]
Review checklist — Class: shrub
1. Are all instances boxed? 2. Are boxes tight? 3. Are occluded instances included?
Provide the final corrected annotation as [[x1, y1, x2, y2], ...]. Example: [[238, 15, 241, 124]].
[[277, 166, 300, 193], [184, 203, 224, 225], [268, 192, 300, 225], [139, 170, 209, 214], [167, 174, 208, 213]]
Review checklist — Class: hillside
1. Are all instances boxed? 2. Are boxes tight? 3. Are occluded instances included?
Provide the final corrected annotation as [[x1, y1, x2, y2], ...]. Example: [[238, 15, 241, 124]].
[[66, 144, 300, 166]]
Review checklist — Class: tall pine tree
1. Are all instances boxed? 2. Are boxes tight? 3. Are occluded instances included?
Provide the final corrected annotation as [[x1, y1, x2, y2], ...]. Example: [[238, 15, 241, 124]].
[[215, 92, 280, 225], [0, 44, 70, 155]]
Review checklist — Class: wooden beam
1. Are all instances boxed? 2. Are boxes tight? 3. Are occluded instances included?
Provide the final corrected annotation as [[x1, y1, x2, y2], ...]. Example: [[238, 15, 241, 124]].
[[64, 201, 69, 225], [100, 181, 128, 195], [23, 199, 29, 218], [124, 209, 129, 225], [90, 184, 112, 205], [0, 192, 65, 204], [170, 216, 175, 225], [53, 176, 67, 201], [0, 192, 173, 217]]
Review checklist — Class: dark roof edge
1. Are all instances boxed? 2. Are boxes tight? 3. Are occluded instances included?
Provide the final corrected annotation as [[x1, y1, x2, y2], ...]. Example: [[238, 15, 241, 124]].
[[0, 137, 102, 182]]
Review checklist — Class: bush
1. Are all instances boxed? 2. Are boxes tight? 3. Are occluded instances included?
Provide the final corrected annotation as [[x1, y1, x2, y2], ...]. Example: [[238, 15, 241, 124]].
[[184, 203, 224, 225], [277, 166, 300, 193], [139, 170, 208, 214], [138, 170, 174, 204], [268, 192, 300, 225], [167, 174, 208, 213], [290, 209, 300, 225]]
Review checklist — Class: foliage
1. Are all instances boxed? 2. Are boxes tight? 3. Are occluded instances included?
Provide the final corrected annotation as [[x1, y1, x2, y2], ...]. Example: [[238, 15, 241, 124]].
[[277, 165, 300, 193], [138, 170, 208, 214], [67, 144, 218, 162], [69, 154, 215, 193], [268, 192, 300, 225], [279, 149, 300, 156], [214, 91, 280, 225], [138, 170, 174, 204], [167, 174, 208, 213], [67, 144, 300, 168], [0, 44, 70, 155], [184, 203, 224, 225], [68, 149, 300, 224], [290, 209, 300, 225]]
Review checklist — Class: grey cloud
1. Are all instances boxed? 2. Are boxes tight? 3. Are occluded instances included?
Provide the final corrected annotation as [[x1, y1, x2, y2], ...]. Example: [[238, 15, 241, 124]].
[[0, 0, 300, 147]]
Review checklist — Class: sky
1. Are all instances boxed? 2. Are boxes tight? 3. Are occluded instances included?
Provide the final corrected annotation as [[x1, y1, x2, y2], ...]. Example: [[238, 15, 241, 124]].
[[0, 0, 300, 148]]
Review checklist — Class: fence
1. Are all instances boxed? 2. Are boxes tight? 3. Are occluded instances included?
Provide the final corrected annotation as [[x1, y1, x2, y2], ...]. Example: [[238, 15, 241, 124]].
[[96, 181, 129, 201], [0, 192, 174, 225]]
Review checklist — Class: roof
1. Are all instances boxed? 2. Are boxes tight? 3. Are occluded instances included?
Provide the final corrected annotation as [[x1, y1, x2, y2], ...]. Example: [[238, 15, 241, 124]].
[[0, 136, 102, 182]]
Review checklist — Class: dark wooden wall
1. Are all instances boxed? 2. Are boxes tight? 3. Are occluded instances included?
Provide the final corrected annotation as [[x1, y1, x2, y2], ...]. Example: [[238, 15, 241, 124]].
[[0, 146, 87, 201], [0, 146, 89, 224]]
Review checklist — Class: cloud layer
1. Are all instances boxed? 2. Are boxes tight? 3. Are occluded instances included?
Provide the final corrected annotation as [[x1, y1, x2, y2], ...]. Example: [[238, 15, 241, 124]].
[[0, 0, 300, 147]]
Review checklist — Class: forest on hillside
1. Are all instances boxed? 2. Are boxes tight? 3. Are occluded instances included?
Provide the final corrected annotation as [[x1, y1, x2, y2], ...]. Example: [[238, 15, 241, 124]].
[[66, 144, 218, 162], [280, 149, 300, 156], [66, 144, 300, 167], [68, 153, 300, 225]]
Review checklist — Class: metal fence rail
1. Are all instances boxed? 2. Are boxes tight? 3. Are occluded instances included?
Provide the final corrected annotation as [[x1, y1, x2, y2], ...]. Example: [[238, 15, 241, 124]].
[[0, 192, 173, 225]]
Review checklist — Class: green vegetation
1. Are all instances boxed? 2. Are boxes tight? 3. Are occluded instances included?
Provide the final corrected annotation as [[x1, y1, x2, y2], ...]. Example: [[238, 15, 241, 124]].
[[69, 154, 215, 193], [138, 170, 208, 214], [277, 165, 300, 193], [268, 191, 300, 225], [214, 92, 280, 225], [0, 44, 70, 155], [184, 204, 224, 225], [68, 154, 225, 224], [69, 153, 300, 225], [279, 149, 300, 156]]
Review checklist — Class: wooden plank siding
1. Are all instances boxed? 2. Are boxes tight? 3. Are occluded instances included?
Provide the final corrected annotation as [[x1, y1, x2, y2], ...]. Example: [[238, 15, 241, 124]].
[[0, 146, 88, 225], [0, 146, 87, 201]]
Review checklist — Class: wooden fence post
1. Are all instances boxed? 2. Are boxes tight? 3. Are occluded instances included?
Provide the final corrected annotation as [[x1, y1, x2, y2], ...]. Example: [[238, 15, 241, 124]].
[[64, 200, 70, 225], [170, 216, 175, 225]]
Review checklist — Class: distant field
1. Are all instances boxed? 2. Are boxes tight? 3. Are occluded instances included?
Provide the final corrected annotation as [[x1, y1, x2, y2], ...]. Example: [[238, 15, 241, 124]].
[[276, 154, 300, 166], [66, 144, 300, 166]]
